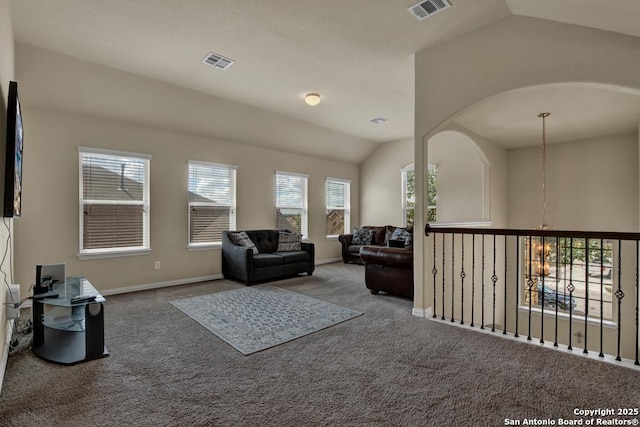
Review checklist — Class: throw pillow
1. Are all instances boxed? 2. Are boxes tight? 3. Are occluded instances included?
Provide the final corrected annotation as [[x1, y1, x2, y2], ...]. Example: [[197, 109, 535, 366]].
[[352, 227, 373, 245], [404, 234, 413, 249], [390, 227, 410, 242], [230, 231, 258, 254], [277, 231, 302, 251]]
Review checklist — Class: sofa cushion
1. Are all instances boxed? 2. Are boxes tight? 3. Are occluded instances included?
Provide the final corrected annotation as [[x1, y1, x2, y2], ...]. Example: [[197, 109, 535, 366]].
[[348, 245, 363, 254], [352, 227, 373, 245], [245, 230, 280, 253], [368, 226, 387, 246], [276, 251, 310, 263], [229, 231, 259, 254], [253, 253, 284, 268], [278, 231, 302, 251]]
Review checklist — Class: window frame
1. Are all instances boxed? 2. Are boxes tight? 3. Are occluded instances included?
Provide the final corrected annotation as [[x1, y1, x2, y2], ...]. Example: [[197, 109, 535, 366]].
[[77, 146, 151, 260], [187, 160, 238, 249], [325, 177, 351, 239], [402, 163, 437, 227], [275, 171, 309, 239]]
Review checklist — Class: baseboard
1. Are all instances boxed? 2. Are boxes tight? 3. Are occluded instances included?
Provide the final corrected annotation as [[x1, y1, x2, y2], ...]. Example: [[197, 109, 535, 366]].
[[100, 274, 224, 296], [412, 307, 433, 318], [316, 257, 342, 265], [0, 319, 15, 395]]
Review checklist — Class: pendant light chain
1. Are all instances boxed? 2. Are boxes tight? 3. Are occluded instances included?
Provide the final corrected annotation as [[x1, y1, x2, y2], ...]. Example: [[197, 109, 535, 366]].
[[538, 112, 550, 228]]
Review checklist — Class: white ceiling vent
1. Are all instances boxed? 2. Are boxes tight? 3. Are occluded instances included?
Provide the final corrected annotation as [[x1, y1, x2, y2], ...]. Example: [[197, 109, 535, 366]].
[[202, 52, 235, 70], [408, 0, 451, 21]]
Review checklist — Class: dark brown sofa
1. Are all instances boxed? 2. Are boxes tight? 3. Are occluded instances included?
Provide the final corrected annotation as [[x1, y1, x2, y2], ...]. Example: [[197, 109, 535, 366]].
[[338, 225, 412, 263], [360, 246, 413, 300]]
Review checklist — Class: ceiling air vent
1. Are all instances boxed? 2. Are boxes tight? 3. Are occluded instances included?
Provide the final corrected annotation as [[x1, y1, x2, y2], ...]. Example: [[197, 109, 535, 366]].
[[408, 0, 451, 21], [202, 52, 235, 70]]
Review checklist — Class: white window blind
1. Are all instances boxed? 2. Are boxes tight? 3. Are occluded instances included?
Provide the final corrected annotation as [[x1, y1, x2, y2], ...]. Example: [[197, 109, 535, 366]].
[[79, 148, 150, 255], [326, 178, 350, 237], [275, 171, 308, 238], [188, 161, 237, 246]]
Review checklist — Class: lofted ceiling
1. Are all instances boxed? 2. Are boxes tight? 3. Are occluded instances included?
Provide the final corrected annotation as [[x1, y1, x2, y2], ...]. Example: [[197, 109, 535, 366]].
[[9, 0, 640, 158]]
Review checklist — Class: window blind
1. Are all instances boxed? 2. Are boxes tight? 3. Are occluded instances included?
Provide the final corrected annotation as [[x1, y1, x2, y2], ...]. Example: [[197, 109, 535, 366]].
[[188, 161, 236, 245], [80, 150, 149, 252], [275, 172, 307, 237]]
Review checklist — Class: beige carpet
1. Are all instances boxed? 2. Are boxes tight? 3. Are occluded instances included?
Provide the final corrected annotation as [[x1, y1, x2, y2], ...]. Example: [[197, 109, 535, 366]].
[[1, 262, 639, 426]]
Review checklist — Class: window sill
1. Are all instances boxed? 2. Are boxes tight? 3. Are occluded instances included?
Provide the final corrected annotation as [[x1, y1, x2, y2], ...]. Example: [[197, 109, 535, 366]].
[[77, 248, 152, 260], [187, 243, 221, 251], [326, 236, 339, 241]]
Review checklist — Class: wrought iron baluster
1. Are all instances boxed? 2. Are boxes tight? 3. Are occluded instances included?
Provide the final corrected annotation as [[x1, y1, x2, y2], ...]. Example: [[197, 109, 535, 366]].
[[615, 240, 623, 361], [568, 238, 574, 351], [634, 240, 640, 365], [503, 236, 507, 335], [540, 236, 545, 345], [471, 234, 475, 328], [460, 234, 466, 325], [599, 238, 604, 358], [514, 238, 519, 338], [492, 235, 497, 332], [553, 238, 559, 347], [451, 234, 455, 323], [527, 235, 533, 341], [481, 234, 485, 330], [442, 233, 446, 321], [584, 239, 589, 354], [432, 232, 437, 319]]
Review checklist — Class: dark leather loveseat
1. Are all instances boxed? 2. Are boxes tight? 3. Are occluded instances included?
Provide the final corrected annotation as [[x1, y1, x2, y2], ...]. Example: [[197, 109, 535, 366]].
[[338, 225, 413, 263], [222, 230, 314, 284], [360, 246, 413, 299]]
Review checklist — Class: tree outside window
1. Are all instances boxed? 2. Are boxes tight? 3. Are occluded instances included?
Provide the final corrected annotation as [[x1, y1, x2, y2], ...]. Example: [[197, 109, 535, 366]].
[[402, 164, 437, 227]]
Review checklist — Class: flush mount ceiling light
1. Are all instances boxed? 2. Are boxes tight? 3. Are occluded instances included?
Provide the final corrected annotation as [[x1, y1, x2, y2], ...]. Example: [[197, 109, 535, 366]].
[[304, 93, 321, 106], [370, 117, 388, 124]]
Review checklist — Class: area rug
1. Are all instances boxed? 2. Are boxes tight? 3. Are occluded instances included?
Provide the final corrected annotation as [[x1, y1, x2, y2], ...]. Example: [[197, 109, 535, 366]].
[[169, 285, 362, 355]]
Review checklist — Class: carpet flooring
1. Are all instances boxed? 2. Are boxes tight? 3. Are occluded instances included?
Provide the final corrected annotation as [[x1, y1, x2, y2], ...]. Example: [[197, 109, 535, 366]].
[[1, 262, 639, 426], [170, 285, 362, 355]]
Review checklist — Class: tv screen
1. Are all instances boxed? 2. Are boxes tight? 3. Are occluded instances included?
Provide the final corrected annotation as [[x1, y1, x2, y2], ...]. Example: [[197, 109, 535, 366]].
[[4, 81, 23, 218]]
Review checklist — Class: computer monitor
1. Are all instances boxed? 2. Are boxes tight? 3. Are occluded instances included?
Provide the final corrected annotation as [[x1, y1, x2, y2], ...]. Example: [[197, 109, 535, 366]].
[[34, 263, 65, 295]]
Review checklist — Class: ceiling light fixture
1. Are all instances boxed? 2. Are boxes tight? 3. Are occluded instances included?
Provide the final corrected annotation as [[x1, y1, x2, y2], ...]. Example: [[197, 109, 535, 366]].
[[370, 117, 388, 124], [304, 93, 321, 106]]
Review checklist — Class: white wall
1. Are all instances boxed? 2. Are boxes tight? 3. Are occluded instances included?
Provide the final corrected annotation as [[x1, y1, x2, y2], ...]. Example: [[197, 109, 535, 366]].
[[0, 0, 14, 391], [359, 137, 412, 226], [13, 108, 359, 297], [428, 130, 487, 223], [508, 133, 638, 231]]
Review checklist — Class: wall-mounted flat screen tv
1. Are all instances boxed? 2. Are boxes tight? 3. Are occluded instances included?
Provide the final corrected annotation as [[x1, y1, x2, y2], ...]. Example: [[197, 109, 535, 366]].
[[4, 81, 23, 218]]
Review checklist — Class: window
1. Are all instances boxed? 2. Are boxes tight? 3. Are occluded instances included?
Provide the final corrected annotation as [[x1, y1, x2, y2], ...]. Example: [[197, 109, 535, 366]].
[[326, 178, 350, 237], [188, 161, 237, 247], [275, 171, 308, 238], [78, 147, 150, 258], [523, 237, 613, 322], [402, 164, 437, 227]]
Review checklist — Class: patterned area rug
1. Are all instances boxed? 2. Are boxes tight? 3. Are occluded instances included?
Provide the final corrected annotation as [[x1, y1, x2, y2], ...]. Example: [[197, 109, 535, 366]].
[[170, 285, 362, 355]]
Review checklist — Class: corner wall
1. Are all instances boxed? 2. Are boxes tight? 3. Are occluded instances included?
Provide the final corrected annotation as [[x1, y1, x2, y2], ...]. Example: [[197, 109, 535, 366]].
[[360, 137, 413, 226]]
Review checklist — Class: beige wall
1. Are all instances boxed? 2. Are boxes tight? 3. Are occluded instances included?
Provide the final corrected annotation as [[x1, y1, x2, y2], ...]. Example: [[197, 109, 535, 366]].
[[508, 133, 638, 231], [14, 108, 358, 296], [360, 137, 412, 226], [414, 15, 640, 314], [0, 0, 14, 389]]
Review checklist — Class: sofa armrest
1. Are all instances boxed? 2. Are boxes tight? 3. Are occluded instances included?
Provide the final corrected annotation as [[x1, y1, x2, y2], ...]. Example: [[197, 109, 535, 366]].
[[222, 232, 254, 283], [301, 242, 315, 274], [360, 246, 413, 269], [338, 234, 354, 262]]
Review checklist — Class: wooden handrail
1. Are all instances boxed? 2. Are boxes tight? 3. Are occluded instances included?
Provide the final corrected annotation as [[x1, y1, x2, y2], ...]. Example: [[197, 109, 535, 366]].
[[425, 224, 640, 241]]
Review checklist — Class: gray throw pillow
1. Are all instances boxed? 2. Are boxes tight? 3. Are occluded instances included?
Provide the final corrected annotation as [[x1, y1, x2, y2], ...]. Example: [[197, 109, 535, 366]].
[[390, 228, 410, 242], [352, 227, 373, 245], [277, 231, 302, 251], [230, 231, 258, 254]]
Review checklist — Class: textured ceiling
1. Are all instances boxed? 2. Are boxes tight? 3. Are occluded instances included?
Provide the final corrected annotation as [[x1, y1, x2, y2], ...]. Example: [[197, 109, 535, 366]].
[[9, 0, 640, 158]]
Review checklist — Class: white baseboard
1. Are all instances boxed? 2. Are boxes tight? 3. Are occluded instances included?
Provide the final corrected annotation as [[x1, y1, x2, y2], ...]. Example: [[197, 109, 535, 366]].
[[412, 307, 434, 318], [100, 274, 224, 296], [0, 319, 15, 395], [316, 257, 342, 265]]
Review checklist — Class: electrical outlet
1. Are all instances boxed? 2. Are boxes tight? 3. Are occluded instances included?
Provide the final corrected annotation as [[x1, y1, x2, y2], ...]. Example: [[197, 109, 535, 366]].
[[154, 261, 161, 270]]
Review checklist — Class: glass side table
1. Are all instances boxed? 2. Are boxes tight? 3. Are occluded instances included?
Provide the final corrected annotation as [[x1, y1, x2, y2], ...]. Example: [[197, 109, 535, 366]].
[[32, 277, 109, 365]]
